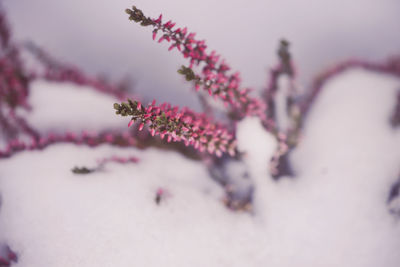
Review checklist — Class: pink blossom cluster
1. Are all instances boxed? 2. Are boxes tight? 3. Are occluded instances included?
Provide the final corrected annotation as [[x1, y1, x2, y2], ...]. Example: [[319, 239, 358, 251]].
[[0, 130, 136, 159], [0, 56, 29, 109], [0, 11, 30, 110], [114, 99, 236, 157], [125, 6, 266, 119], [0, 65, 35, 141], [0, 9, 35, 142]]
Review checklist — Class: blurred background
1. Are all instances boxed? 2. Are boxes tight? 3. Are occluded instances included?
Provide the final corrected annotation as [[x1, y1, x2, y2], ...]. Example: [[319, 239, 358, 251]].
[[3, 0, 400, 109]]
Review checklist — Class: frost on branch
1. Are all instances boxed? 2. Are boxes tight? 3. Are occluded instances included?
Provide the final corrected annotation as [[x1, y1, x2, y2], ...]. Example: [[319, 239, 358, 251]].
[[114, 99, 236, 157]]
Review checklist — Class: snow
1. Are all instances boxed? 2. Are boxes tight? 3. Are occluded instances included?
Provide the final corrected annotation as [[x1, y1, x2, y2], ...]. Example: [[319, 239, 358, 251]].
[[1, 68, 400, 266], [17, 80, 127, 134]]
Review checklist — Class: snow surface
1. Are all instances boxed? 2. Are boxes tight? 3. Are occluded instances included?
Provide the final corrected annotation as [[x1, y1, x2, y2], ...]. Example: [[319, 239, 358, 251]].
[[17, 80, 127, 134], [0, 69, 400, 266]]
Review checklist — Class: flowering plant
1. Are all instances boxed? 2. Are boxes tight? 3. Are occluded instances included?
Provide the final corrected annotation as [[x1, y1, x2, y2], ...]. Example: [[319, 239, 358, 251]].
[[118, 5, 400, 177], [114, 99, 236, 157], [117, 6, 271, 159]]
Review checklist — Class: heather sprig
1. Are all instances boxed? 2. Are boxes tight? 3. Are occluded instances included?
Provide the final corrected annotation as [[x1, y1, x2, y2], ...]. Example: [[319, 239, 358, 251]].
[[300, 57, 400, 118], [0, 9, 30, 110], [125, 6, 266, 119], [263, 40, 300, 178], [264, 40, 298, 133], [114, 99, 236, 157], [0, 56, 30, 110], [24, 42, 133, 100], [0, 130, 137, 159], [0, 7, 34, 142]]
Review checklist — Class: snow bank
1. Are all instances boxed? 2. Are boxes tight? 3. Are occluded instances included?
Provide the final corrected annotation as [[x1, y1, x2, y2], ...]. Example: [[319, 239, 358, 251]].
[[0, 68, 399, 266], [17, 80, 127, 134]]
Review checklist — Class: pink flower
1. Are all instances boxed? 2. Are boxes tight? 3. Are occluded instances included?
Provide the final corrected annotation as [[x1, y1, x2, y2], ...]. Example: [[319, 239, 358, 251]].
[[114, 99, 236, 156], [153, 14, 162, 24], [125, 7, 266, 119], [138, 122, 145, 131]]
